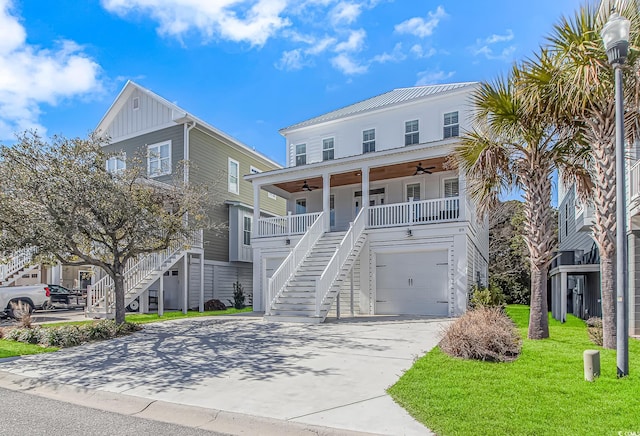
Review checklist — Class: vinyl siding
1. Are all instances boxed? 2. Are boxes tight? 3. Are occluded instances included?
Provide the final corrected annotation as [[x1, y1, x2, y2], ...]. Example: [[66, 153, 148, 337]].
[[558, 187, 596, 254], [188, 261, 253, 309], [105, 88, 175, 140], [102, 125, 184, 184]]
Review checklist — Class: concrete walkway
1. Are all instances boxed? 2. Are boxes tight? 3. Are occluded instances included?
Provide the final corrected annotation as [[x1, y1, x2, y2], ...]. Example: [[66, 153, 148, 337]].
[[0, 315, 450, 435]]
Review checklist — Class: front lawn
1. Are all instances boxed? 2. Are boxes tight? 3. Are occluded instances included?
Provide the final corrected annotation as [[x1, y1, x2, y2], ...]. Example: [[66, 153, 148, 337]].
[[0, 339, 57, 359], [125, 307, 253, 324], [388, 305, 640, 435]]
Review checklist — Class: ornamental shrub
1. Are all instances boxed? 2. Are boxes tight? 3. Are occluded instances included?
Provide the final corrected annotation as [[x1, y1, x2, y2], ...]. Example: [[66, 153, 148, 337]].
[[440, 306, 522, 362], [586, 317, 603, 346]]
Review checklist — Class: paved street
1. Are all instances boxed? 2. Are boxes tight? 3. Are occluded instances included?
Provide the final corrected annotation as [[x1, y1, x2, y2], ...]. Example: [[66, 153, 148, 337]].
[[0, 387, 226, 436]]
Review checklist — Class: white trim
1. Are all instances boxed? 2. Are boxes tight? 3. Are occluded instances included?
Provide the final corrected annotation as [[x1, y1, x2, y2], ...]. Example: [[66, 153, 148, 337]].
[[147, 140, 172, 177], [443, 110, 459, 139], [250, 165, 261, 174], [228, 157, 240, 195], [102, 122, 178, 144], [132, 97, 140, 110], [294, 143, 307, 166], [203, 259, 254, 267]]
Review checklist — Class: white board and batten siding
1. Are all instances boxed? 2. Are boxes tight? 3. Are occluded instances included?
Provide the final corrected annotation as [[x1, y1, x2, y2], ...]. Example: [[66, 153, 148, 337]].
[[188, 261, 253, 309], [105, 89, 176, 142]]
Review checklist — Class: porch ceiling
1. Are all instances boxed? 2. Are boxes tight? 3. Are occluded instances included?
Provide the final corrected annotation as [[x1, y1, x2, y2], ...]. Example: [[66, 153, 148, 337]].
[[273, 156, 449, 193]]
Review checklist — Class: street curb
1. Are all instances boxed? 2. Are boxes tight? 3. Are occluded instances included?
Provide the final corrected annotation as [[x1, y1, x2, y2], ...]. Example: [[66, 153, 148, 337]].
[[0, 370, 372, 435]]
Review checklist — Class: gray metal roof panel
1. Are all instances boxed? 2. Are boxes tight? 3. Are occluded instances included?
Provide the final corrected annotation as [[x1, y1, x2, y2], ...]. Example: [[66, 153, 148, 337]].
[[280, 82, 479, 133]]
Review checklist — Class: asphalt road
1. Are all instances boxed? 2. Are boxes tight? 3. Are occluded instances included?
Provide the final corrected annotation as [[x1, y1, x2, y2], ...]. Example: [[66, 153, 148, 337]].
[[0, 388, 228, 436]]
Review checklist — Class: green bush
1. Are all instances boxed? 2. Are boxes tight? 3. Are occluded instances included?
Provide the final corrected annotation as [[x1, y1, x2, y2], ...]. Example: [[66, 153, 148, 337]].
[[469, 283, 506, 308], [228, 281, 246, 309], [440, 306, 522, 362], [5, 320, 141, 348]]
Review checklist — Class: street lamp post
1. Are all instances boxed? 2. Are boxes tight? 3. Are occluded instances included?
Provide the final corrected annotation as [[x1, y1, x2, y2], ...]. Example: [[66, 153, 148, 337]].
[[601, 11, 631, 378]]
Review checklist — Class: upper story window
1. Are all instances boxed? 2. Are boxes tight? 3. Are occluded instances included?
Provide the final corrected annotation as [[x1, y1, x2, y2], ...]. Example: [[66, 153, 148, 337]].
[[323, 138, 334, 161], [295, 198, 307, 215], [243, 216, 252, 246], [132, 97, 140, 110], [444, 178, 459, 197], [147, 141, 171, 177], [443, 111, 459, 138], [228, 158, 239, 194], [106, 153, 126, 174], [295, 144, 306, 166], [362, 129, 375, 153], [406, 183, 421, 201], [405, 120, 419, 145]]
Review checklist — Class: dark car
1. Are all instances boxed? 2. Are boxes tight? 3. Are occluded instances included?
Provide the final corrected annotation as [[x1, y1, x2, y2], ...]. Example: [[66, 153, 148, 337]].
[[44, 285, 85, 309]]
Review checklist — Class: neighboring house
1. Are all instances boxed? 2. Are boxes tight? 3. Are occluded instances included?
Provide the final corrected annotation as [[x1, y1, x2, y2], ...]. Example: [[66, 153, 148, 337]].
[[245, 83, 489, 323], [551, 171, 640, 336], [79, 81, 285, 317]]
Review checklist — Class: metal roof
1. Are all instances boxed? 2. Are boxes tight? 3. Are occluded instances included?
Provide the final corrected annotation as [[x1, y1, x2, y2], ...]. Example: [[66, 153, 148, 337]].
[[280, 82, 479, 133]]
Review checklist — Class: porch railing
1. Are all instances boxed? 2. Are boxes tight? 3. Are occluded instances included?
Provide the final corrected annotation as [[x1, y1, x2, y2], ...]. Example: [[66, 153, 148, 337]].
[[267, 212, 326, 315], [315, 208, 366, 317], [368, 197, 461, 228], [257, 212, 322, 237], [0, 246, 38, 284]]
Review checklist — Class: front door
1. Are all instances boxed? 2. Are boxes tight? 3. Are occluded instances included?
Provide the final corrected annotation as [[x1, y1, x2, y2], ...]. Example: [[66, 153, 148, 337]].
[[354, 188, 385, 218]]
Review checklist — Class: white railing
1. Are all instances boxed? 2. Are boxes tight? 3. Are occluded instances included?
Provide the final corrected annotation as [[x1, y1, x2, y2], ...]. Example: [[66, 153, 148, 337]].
[[315, 208, 366, 317], [368, 197, 461, 228], [267, 212, 326, 315], [87, 230, 203, 314], [257, 212, 322, 237], [0, 246, 38, 283], [630, 160, 640, 200]]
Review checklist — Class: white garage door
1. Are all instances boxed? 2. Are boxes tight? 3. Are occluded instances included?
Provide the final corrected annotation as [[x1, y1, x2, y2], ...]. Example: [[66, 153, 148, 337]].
[[266, 257, 286, 279], [376, 250, 449, 316]]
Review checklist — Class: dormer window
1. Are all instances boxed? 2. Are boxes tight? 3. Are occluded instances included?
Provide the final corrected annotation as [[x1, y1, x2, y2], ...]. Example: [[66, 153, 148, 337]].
[[444, 111, 459, 138]]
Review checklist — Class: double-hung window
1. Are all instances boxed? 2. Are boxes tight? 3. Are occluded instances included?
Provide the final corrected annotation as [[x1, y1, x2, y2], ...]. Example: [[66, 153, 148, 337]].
[[444, 178, 459, 197], [106, 153, 126, 174], [323, 138, 334, 161], [405, 120, 419, 145], [362, 129, 375, 153], [243, 216, 252, 246], [295, 144, 306, 166], [443, 111, 459, 138], [406, 183, 421, 201], [147, 141, 171, 177], [228, 158, 239, 194]]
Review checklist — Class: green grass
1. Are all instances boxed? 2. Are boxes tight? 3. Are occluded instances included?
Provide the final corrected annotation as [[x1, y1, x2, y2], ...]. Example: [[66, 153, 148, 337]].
[[39, 307, 254, 327], [0, 339, 57, 358], [388, 305, 640, 436]]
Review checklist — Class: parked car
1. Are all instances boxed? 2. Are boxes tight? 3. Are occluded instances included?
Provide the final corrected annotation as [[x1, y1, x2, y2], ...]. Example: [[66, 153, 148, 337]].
[[44, 285, 85, 309], [0, 284, 50, 318]]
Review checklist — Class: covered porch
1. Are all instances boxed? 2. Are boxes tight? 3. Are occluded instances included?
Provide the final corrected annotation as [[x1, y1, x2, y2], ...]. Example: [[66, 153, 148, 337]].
[[246, 142, 474, 238]]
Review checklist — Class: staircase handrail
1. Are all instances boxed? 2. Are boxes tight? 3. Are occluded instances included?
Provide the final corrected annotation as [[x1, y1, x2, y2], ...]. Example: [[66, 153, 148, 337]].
[[87, 230, 203, 314], [315, 208, 366, 316], [0, 246, 38, 283], [267, 212, 326, 315]]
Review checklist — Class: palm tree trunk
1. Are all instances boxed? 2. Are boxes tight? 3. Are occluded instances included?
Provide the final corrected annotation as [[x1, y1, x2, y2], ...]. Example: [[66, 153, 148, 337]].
[[599, 251, 616, 349], [522, 165, 555, 339]]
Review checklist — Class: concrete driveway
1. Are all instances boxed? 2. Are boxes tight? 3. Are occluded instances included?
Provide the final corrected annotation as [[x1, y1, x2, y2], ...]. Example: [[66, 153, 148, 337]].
[[0, 314, 450, 435]]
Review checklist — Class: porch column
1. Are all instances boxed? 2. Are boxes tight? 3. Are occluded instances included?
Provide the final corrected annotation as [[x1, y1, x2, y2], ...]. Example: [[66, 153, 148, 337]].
[[158, 275, 164, 317], [362, 166, 370, 216], [323, 173, 331, 231], [253, 183, 261, 238], [199, 253, 205, 312], [182, 255, 188, 314], [560, 271, 568, 323]]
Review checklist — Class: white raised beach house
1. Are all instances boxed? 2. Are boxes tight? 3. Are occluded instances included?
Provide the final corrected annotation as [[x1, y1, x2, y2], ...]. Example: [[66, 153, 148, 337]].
[[246, 83, 489, 323]]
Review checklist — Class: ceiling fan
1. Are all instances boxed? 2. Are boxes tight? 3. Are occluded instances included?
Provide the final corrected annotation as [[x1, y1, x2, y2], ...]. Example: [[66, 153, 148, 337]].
[[301, 180, 319, 191], [414, 162, 435, 175]]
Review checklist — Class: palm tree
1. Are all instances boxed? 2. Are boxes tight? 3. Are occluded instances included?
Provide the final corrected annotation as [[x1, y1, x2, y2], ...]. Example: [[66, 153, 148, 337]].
[[519, 2, 640, 348], [455, 71, 584, 339]]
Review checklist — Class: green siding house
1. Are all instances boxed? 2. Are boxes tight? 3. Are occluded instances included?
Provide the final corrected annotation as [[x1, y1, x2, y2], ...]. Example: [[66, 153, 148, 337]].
[[91, 81, 285, 314]]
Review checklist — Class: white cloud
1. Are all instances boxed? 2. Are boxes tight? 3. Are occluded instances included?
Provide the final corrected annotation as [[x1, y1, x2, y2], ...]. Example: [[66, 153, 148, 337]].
[[275, 49, 306, 71], [0, 0, 102, 139], [335, 29, 366, 53], [330, 2, 362, 26], [471, 30, 516, 61], [395, 6, 447, 38], [307, 36, 337, 55], [331, 53, 368, 75], [101, 0, 291, 47], [415, 69, 455, 85], [410, 44, 436, 59], [372, 43, 405, 64]]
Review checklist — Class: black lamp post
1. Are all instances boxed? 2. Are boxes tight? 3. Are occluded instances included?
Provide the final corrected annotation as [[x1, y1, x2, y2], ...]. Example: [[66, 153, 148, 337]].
[[601, 10, 631, 378]]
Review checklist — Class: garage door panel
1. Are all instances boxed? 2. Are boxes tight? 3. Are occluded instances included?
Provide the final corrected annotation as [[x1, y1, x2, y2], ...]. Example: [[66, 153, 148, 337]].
[[376, 250, 449, 316]]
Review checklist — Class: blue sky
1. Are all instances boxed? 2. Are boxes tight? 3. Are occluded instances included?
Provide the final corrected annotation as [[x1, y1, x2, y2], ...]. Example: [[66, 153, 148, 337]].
[[0, 0, 584, 174]]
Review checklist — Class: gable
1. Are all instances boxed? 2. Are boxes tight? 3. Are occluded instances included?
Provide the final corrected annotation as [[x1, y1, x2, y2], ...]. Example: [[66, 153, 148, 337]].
[[96, 82, 182, 142]]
